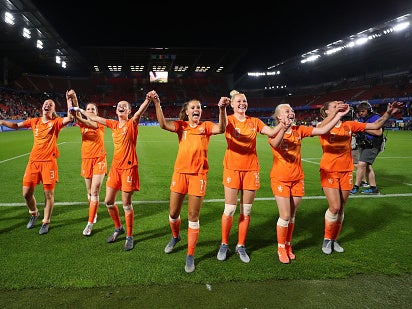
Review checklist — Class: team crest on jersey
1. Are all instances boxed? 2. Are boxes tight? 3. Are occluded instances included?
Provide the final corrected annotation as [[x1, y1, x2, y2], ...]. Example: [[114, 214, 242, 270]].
[[343, 125, 351, 135], [198, 126, 205, 134]]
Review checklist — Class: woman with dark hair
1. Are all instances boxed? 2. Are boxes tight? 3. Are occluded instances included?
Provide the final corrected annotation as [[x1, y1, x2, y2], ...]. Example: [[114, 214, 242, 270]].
[[318, 101, 402, 254], [151, 93, 229, 273], [69, 90, 107, 236]]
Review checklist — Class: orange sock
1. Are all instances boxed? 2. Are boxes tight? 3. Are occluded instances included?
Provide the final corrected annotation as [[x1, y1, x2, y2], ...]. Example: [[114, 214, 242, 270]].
[[332, 220, 343, 240], [125, 210, 134, 237], [107, 204, 122, 228], [88, 200, 99, 223], [276, 224, 288, 248], [187, 227, 199, 256], [324, 220, 338, 240], [286, 222, 295, 245], [221, 214, 233, 245], [169, 217, 181, 238], [238, 214, 250, 246]]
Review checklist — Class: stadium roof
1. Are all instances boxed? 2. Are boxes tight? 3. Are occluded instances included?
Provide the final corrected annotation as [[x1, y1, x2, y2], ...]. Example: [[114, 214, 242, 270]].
[[0, 0, 412, 89]]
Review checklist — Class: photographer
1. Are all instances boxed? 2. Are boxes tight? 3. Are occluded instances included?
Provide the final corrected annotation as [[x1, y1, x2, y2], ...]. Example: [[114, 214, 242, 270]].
[[350, 101, 384, 195]]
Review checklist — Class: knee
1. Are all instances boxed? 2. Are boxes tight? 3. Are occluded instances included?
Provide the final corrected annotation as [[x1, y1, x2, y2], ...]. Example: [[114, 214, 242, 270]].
[[43, 190, 54, 201]]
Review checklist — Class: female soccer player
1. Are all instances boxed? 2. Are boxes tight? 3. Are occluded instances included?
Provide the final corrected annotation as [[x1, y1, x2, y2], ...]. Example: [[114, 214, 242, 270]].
[[269, 102, 349, 263], [0, 97, 73, 234], [72, 91, 153, 250], [151, 92, 229, 273], [318, 101, 403, 254], [216, 90, 289, 263], [68, 90, 107, 236]]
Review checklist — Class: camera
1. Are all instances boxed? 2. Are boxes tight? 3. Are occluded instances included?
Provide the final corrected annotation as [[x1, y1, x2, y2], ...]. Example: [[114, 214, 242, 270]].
[[342, 106, 354, 121]]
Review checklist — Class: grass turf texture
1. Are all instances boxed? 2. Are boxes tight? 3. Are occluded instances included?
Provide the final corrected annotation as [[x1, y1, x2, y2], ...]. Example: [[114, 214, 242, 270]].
[[0, 126, 411, 308]]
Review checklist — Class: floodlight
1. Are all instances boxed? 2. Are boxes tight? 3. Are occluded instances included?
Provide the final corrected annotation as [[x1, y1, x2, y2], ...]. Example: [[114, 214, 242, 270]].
[[4, 12, 14, 25]]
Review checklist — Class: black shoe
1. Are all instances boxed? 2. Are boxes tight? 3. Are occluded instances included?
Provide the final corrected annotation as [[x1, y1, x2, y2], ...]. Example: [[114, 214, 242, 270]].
[[360, 181, 370, 188]]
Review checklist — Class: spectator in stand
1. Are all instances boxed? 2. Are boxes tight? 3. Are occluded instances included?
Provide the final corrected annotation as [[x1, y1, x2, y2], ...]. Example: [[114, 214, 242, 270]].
[[268, 102, 350, 264], [68, 90, 107, 236], [216, 90, 290, 264], [151, 92, 229, 273], [318, 101, 403, 255], [0, 98, 73, 234], [72, 91, 152, 251]]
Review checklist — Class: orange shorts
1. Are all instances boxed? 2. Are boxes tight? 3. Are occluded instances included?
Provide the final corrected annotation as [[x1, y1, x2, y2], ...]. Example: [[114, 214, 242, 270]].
[[81, 156, 107, 178], [320, 170, 353, 190], [222, 169, 260, 190], [270, 178, 305, 197], [23, 160, 58, 189], [170, 172, 207, 196], [106, 165, 139, 192]]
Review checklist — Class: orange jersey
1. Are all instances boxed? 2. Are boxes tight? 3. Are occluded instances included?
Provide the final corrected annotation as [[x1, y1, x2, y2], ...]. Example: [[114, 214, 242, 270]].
[[269, 125, 314, 181], [79, 122, 106, 159], [22, 117, 65, 161], [318, 121, 367, 172], [223, 115, 266, 171], [106, 118, 138, 169], [172, 120, 215, 174]]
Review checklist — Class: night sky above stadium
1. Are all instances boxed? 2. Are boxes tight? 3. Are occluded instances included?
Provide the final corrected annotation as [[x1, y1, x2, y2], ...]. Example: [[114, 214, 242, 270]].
[[31, 0, 412, 73]]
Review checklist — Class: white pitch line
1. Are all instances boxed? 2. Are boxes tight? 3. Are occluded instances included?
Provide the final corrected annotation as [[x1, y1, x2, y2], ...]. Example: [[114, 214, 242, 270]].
[[0, 141, 68, 164], [0, 153, 30, 163], [1, 193, 411, 207], [301, 158, 320, 165]]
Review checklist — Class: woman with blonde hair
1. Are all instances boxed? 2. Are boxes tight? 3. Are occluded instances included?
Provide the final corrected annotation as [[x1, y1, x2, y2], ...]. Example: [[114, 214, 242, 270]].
[[269, 102, 349, 263], [72, 91, 153, 251], [0, 97, 73, 234], [216, 90, 288, 263]]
